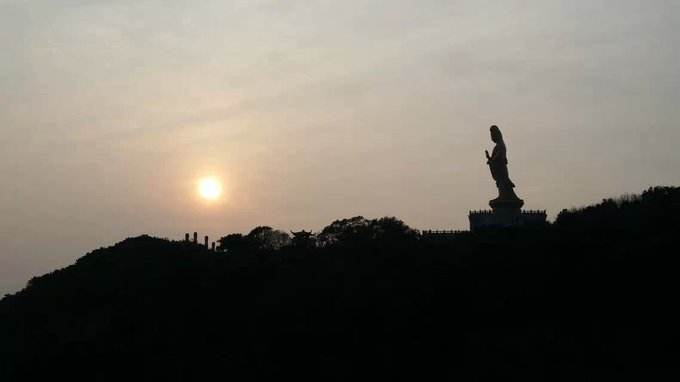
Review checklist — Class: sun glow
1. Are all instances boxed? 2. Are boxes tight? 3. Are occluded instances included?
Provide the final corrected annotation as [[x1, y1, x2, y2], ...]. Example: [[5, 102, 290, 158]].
[[198, 177, 223, 201]]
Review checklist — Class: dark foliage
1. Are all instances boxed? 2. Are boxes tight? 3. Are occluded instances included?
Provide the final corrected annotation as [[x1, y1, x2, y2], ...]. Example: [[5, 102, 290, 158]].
[[1, 187, 679, 381], [217, 226, 291, 254]]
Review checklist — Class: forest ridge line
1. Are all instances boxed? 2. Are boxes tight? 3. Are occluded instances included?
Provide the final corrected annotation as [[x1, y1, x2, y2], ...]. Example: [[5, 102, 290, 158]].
[[1, 185, 679, 380]]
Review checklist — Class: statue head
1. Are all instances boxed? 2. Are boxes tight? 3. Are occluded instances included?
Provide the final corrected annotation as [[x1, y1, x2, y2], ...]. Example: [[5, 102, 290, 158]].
[[490, 125, 503, 143]]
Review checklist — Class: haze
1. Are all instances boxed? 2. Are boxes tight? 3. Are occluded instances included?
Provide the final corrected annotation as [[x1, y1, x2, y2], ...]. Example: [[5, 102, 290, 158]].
[[1, 0, 679, 294]]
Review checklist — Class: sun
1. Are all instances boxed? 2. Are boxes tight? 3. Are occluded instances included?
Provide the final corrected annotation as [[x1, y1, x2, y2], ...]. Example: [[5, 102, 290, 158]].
[[198, 177, 223, 201]]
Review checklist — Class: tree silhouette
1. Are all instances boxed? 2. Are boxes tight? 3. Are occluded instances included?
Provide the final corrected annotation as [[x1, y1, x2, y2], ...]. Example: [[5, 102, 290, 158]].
[[246, 226, 291, 251]]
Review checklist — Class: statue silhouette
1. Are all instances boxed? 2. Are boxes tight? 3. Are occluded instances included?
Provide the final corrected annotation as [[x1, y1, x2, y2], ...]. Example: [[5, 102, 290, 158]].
[[485, 125, 524, 210]]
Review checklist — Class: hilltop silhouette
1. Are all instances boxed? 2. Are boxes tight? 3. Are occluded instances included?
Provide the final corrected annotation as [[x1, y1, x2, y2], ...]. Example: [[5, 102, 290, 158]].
[[1, 186, 679, 380]]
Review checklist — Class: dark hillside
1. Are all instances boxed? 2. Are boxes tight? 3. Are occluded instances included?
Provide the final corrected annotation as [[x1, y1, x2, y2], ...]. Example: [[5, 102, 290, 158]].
[[1, 187, 679, 381]]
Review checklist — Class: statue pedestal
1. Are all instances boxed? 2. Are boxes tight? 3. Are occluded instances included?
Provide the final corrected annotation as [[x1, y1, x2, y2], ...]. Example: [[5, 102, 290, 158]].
[[489, 197, 524, 211], [469, 198, 546, 232]]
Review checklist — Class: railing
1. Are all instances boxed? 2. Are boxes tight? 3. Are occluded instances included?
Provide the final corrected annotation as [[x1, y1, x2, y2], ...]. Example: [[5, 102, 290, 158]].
[[468, 210, 494, 215], [421, 230, 467, 235], [522, 210, 547, 214], [468, 210, 547, 215]]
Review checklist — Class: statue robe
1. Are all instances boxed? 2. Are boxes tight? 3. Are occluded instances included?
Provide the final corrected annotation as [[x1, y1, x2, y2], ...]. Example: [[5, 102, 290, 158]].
[[488, 141, 515, 190]]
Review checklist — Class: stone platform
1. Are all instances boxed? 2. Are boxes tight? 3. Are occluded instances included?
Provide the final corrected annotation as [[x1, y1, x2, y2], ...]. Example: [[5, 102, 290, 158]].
[[469, 209, 547, 232]]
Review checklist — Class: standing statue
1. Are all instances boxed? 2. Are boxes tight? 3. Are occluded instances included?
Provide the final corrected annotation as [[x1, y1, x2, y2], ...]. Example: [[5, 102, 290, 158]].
[[485, 125, 523, 210]]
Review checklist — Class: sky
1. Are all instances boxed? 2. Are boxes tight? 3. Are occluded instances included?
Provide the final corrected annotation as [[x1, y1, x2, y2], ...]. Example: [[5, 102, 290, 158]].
[[1, 0, 679, 294]]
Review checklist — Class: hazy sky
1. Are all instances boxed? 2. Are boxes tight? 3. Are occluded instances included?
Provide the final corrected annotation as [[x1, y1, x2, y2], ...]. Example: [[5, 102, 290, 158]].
[[1, 0, 679, 294]]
